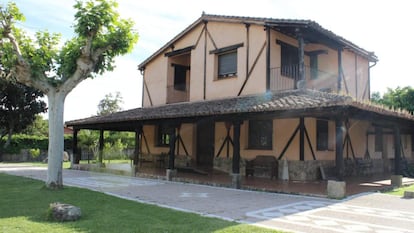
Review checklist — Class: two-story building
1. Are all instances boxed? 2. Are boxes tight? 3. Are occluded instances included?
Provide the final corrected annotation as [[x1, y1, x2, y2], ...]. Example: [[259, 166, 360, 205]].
[[67, 14, 414, 188]]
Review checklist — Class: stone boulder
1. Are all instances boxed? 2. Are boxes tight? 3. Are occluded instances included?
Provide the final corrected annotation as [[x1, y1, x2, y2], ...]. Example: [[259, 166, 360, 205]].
[[49, 202, 81, 221]]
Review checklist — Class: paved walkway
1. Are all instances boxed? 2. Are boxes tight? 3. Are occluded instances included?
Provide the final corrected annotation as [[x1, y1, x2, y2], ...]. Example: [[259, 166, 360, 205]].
[[1, 164, 414, 233]]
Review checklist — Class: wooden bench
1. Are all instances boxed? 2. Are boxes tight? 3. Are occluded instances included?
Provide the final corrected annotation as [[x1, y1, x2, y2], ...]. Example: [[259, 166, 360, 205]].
[[245, 155, 277, 179]]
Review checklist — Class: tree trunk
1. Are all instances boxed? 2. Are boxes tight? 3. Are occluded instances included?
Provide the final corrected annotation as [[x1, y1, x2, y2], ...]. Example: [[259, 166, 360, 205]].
[[3, 127, 13, 149], [46, 90, 66, 189]]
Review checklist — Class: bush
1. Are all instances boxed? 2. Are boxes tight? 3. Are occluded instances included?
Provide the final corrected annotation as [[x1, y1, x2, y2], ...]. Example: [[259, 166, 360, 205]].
[[0, 134, 73, 154], [29, 148, 41, 159]]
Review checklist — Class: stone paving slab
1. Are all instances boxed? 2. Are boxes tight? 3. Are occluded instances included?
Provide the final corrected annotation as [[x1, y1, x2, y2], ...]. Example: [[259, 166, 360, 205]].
[[1, 165, 414, 233]]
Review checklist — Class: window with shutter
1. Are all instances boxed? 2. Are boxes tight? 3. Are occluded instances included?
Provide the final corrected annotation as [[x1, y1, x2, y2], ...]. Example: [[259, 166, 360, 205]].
[[218, 51, 237, 78]]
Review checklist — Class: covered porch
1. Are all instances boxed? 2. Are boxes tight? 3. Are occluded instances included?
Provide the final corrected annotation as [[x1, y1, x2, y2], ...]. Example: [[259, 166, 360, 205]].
[[66, 89, 414, 195]]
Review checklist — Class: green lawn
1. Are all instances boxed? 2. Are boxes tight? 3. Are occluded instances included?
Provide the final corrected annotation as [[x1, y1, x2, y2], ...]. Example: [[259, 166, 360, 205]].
[[0, 173, 283, 233], [385, 184, 414, 196]]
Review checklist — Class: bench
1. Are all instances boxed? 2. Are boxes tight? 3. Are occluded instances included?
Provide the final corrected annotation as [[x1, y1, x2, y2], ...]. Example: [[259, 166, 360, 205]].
[[245, 155, 277, 179]]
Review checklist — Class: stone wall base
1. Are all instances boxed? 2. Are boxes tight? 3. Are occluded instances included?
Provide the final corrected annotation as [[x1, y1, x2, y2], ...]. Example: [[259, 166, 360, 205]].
[[327, 180, 346, 199]]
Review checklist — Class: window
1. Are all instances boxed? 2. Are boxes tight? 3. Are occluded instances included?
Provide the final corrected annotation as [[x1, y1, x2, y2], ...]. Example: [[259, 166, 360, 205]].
[[316, 120, 329, 151], [218, 51, 237, 78], [248, 120, 273, 150], [173, 64, 187, 91], [156, 125, 173, 147], [375, 127, 382, 152], [280, 42, 299, 79], [210, 43, 243, 79], [310, 55, 318, 79]]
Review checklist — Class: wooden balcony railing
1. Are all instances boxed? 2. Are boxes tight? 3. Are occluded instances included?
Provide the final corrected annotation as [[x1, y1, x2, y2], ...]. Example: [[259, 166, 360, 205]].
[[166, 85, 189, 104], [270, 65, 337, 92]]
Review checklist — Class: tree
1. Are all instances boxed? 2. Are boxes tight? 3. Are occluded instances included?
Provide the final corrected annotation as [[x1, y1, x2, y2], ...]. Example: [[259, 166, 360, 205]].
[[0, 1, 138, 188], [0, 78, 47, 148], [22, 114, 49, 137], [97, 92, 123, 116], [371, 86, 414, 114]]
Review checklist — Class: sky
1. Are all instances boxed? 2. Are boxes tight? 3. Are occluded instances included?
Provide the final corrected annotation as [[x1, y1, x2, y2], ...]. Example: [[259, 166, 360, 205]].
[[5, 0, 414, 121]]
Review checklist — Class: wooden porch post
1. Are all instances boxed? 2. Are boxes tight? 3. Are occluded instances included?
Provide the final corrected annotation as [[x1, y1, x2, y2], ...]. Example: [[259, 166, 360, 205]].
[[73, 129, 79, 164], [335, 119, 345, 180], [232, 120, 242, 189], [168, 127, 177, 170], [133, 126, 142, 166], [98, 129, 104, 165], [166, 126, 177, 181], [394, 126, 402, 175], [299, 117, 305, 161]]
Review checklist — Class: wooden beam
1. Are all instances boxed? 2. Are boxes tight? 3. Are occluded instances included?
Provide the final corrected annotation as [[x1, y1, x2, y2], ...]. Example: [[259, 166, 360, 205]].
[[394, 126, 402, 175], [238, 42, 266, 96], [73, 129, 79, 164], [203, 21, 207, 100], [278, 124, 300, 160], [335, 119, 344, 180], [245, 23, 250, 88], [168, 127, 177, 169], [266, 26, 271, 91], [209, 43, 243, 54], [133, 127, 142, 166], [299, 117, 305, 161], [99, 129, 104, 164], [232, 121, 242, 174], [304, 127, 316, 160]]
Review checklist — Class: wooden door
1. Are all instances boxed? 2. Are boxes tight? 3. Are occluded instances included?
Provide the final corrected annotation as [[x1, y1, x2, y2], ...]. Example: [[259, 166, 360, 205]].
[[196, 120, 214, 168]]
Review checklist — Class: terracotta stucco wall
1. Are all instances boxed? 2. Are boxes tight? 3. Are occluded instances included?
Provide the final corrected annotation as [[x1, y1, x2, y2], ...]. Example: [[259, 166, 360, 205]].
[[142, 54, 168, 107], [141, 124, 195, 159], [142, 20, 371, 105]]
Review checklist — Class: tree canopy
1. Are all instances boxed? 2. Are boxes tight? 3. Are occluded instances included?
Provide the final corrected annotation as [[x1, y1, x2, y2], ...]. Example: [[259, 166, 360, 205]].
[[97, 92, 123, 116], [0, 0, 138, 188], [0, 78, 47, 147], [371, 86, 414, 114]]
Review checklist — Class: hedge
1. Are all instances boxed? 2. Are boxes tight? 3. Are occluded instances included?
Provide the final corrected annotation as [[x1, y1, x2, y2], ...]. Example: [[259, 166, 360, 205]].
[[0, 134, 73, 154]]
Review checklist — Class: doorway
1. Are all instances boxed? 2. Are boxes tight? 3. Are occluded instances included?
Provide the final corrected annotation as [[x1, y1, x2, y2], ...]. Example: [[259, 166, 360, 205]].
[[196, 120, 215, 169]]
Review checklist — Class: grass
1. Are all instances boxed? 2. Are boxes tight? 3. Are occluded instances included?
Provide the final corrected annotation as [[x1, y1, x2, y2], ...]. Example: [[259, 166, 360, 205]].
[[0, 173, 283, 233], [385, 184, 414, 196]]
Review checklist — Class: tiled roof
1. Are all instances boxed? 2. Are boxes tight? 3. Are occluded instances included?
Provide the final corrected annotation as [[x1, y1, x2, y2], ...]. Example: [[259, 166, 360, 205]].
[[138, 13, 377, 70], [66, 89, 414, 127]]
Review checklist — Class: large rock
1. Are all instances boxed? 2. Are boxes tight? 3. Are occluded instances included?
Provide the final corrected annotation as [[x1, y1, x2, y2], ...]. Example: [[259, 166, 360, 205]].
[[49, 202, 81, 221]]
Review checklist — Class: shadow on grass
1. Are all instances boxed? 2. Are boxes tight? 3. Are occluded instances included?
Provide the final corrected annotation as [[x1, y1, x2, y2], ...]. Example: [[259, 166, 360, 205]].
[[0, 173, 280, 233]]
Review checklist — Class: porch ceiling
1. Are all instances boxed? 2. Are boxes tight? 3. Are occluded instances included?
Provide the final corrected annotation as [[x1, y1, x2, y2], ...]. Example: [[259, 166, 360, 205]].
[[66, 89, 414, 132]]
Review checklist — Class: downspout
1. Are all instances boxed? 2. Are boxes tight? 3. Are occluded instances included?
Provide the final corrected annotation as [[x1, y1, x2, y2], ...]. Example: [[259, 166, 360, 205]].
[[368, 60, 377, 100]]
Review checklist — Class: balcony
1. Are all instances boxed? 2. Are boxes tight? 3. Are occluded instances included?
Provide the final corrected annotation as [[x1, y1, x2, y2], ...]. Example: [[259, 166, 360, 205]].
[[167, 85, 189, 104], [270, 65, 337, 92]]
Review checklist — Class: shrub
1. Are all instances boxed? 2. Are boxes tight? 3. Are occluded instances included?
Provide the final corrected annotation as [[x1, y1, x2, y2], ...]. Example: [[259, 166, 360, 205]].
[[29, 148, 41, 159]]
